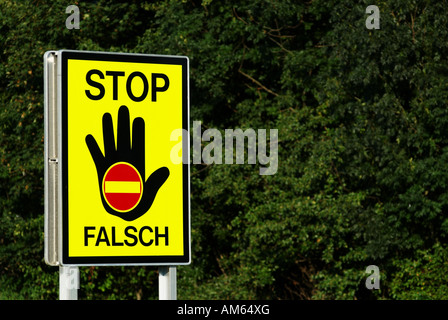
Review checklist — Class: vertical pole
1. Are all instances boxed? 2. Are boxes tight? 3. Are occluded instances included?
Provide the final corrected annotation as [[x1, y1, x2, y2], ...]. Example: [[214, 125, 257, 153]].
[[159, 266, 177, 300], [44, 51, 59, 267], [59, 266, 79, 300]]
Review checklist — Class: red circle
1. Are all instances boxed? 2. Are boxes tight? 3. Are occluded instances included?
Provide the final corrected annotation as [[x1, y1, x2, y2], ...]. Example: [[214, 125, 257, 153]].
[[102, 162, 143, 212]]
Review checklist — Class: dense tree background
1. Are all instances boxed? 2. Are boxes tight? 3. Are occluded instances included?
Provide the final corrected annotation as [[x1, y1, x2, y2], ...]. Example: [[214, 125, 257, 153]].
[[1, 0, 448, 299]]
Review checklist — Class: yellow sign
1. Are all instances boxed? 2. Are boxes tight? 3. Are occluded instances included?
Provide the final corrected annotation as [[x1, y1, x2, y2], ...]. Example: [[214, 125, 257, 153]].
[[59, 50, 190, 265]]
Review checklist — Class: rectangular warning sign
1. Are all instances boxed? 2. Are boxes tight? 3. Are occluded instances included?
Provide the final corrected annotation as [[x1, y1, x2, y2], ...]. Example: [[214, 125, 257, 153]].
[[57, 50, 190, 265]]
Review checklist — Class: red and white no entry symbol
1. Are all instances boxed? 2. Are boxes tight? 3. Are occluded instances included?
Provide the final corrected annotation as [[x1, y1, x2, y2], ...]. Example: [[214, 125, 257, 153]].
[[102, 162, 143, 212]]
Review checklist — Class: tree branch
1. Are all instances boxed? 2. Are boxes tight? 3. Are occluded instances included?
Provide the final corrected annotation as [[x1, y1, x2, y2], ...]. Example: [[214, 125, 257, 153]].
[[238, 68, 279, 97]]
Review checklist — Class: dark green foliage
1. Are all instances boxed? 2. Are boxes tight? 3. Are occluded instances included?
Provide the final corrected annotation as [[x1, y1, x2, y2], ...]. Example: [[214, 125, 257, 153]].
[[1, 0, 448, 299]]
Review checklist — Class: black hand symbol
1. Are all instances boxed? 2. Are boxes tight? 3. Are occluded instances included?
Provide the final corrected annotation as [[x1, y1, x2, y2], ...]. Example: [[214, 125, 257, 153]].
[[85, 105, 169, 221]]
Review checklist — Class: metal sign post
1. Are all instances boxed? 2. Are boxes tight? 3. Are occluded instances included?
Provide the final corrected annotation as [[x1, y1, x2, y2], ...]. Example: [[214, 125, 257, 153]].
[[44, 51, 59, 267], [59, 266, 80, 300], [45, 51, 79, 300], [159, 266, 177, 300]]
